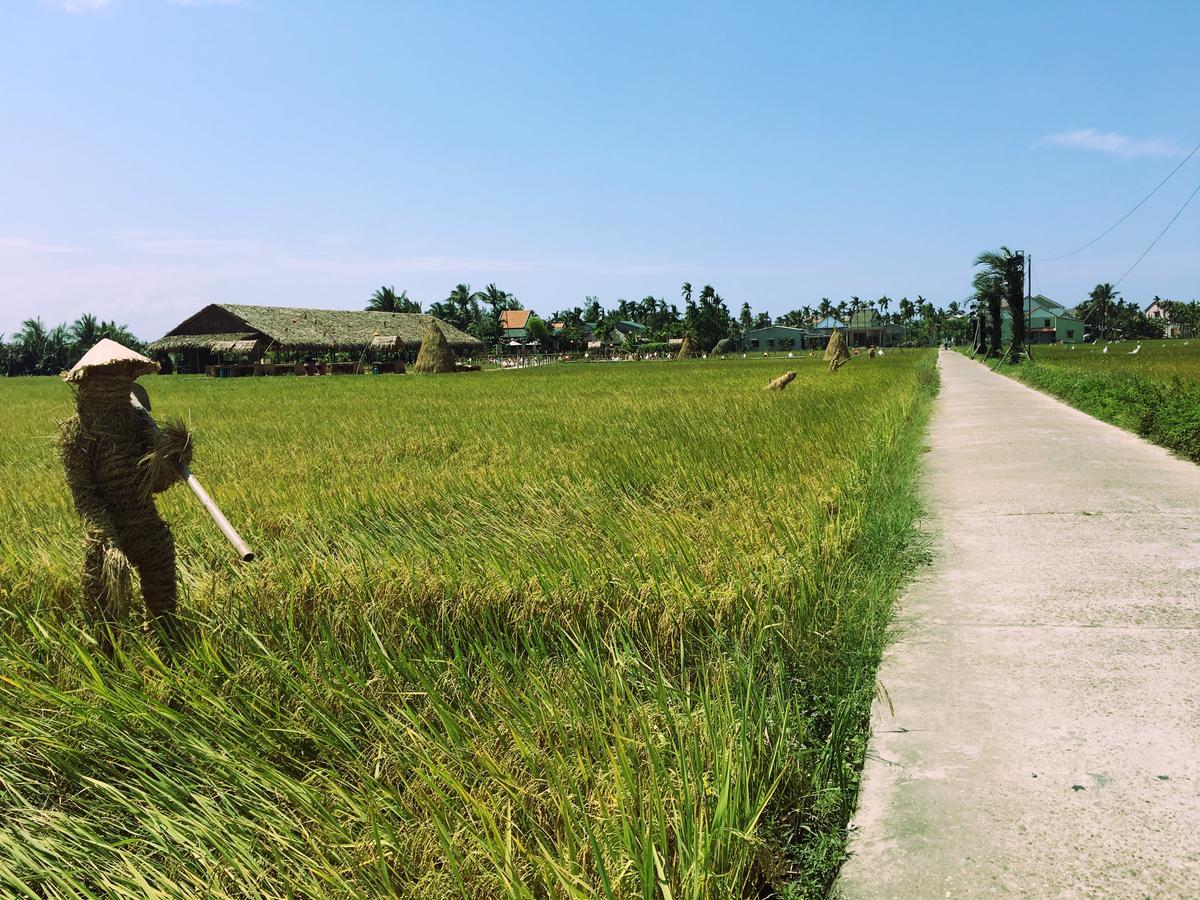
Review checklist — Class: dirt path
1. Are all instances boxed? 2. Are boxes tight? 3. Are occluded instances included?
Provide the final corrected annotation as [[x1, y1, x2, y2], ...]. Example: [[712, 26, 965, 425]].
[[837, 350, 1200, 897]]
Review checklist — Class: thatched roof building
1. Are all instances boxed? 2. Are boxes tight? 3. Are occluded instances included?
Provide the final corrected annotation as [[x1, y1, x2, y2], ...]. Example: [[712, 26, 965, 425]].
[[148, 303, 484, 355]]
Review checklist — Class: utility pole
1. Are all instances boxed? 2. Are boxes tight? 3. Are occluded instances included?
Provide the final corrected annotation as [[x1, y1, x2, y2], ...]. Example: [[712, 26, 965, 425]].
[[1008, 250, 1027, 362], [1026, 253, 1033, 356]]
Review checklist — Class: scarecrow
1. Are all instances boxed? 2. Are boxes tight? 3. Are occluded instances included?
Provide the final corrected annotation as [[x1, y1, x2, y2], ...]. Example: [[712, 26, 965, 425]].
[[59, 339, 193, 646]]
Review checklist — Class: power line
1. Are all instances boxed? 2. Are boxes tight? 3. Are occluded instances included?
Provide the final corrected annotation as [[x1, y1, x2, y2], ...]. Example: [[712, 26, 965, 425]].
[[1113, 176, 1200, 287], [1042, 137, 1200, 262]]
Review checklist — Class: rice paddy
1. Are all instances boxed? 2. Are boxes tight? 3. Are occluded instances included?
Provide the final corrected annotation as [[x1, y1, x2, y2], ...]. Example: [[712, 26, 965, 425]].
[[1005, 340, 1200, 462], [0, 353, 937, 897]]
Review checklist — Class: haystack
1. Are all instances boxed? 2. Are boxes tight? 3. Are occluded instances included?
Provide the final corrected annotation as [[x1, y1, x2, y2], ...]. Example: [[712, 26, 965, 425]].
[[713, 337, 735, 355], [676, 336, 694, 360], [412, 321, 458, 374], [766, 371, 797, 391], [823, 329, 850, 372]]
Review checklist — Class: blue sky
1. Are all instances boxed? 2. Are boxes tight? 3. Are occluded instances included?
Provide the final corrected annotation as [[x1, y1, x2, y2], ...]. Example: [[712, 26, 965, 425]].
[[2, 0, 1197, 339]]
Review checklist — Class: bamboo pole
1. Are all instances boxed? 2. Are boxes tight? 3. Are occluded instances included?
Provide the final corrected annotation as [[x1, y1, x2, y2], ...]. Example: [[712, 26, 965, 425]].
[[130, 390, 255, 562]]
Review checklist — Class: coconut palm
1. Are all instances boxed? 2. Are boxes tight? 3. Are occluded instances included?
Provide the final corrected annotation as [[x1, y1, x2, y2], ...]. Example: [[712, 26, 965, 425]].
[[970, 297, 990, 356], [975, 247, 1025, 360], [368, 286, 399, 311], [97, 320, 143, 350], [70, 313, 101, 348], [477, 283, 518, 348], [368, 286, 419, 313], [1082, 283, 1121, 341], [444, 284, 484, 330], [971, 271, 1004, 357]]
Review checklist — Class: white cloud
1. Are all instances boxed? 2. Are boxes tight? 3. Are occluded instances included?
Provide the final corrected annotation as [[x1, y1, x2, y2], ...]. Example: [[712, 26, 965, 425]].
[[1038, 128, 1186, 158], [41, 0, 238, 10], [41, 0, 113, 11], [0, 237, 86, 254]]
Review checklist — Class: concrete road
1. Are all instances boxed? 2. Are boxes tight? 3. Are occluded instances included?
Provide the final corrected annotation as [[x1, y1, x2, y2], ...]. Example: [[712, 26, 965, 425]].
[[837, 350, 1200, 898]]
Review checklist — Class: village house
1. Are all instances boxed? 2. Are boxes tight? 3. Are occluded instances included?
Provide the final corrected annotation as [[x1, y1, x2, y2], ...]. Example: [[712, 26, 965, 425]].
[[1145, 300, 1184, 338], [1000, 296, 1085, 344], [740, 324, 810, 352]]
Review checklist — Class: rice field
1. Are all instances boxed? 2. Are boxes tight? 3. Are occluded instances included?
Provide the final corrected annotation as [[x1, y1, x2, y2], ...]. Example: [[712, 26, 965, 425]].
[[1026, 337, 1200, 379], [1005, 340, 1200, 462], [0, 353, 937, 898]]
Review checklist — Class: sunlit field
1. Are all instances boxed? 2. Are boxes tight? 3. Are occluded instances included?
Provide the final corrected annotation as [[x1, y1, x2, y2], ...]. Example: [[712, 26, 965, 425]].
[[1005, 339, 1200, 463], [1028, 337, 1200, 379], [0, 354, 936, 898]]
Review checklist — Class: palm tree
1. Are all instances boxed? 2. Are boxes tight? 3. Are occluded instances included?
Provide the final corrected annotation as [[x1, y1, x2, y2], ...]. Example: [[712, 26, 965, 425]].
[[97, 319, 143, 350], [1084, 283, 1120, 341], [70, 313, 100, 348], [368, 286, 399, 311], [368, 286, 419, 313], [478, 283, 514, 348], [446, 283, 483, 327], [975, 247, 1025, 360], [970, 297, 989, 356], [14, 318, 48, 374], [970, 270, 1004, 357]]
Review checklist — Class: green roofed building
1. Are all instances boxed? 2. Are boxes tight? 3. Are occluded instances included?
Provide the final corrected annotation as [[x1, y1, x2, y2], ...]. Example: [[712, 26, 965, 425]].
[[1000, 296, 1085, 344], [741, 325, 809, 352], [149, 302, 484, 372]]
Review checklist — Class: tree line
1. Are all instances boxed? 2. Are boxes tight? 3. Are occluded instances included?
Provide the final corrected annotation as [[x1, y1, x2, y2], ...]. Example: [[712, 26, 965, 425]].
[[7, 274, 1193, 376], [367, 281, 968, 352], [1, 315, 144, 376]]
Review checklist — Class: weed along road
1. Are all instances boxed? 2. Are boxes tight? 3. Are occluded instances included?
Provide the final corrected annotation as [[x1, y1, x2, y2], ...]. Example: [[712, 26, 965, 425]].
[[838, 349, 1200, 897]]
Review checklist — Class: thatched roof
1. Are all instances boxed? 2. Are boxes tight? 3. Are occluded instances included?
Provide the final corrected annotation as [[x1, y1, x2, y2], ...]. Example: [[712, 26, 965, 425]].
[[150, 331, 258, 352], [148, 303, 484, 353]]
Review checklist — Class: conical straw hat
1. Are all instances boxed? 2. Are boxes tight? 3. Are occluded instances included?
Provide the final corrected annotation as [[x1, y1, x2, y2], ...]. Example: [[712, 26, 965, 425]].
[[63, 338, 159, 383]]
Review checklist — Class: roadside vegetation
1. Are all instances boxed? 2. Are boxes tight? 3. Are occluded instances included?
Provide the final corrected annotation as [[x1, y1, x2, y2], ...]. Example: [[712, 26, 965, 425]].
[[1004, 340, 1200, 463], [1, 354, 936, 897]]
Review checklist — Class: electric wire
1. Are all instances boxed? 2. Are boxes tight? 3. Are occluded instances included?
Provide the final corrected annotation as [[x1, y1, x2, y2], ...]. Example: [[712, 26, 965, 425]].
[[1042, 137, 1200, 261], [1113, 176, 1200, 287]]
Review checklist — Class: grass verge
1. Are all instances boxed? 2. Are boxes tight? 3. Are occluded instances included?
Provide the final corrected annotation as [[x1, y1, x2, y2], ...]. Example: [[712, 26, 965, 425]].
[[963, 340, 1200, 463]]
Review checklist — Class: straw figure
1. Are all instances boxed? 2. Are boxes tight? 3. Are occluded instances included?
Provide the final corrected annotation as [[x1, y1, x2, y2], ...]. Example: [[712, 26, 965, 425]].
[[412, 320, 458, 374], [766, 371, 797, 391], [824, 329, 850, 372], [676, 336, 694, 360], [59, 340, 192, 649]]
